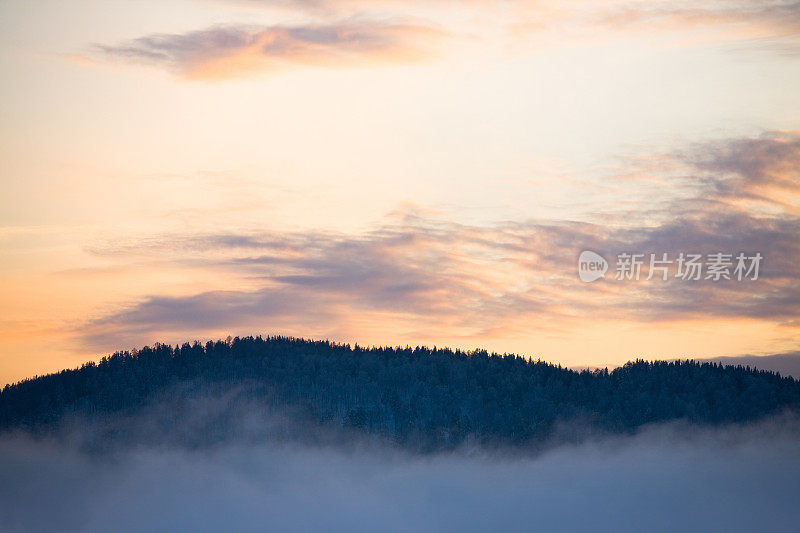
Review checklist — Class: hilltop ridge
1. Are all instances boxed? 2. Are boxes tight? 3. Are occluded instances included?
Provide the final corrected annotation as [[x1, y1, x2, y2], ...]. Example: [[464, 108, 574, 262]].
[[2, 336, 798, 451]]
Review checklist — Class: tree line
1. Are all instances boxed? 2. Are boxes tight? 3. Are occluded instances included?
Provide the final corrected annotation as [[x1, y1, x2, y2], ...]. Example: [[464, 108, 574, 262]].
[[1, 336, 798, 450]]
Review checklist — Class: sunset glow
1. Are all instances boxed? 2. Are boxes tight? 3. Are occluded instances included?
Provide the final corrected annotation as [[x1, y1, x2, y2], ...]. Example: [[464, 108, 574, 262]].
[[1, 0, 799, 385]]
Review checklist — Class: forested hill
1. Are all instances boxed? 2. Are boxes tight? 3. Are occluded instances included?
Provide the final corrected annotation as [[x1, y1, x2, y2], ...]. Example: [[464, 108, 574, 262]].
[[2, 336, 799, 450]]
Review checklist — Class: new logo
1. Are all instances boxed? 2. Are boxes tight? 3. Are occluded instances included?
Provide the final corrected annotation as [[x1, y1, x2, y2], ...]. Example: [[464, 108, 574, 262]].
[[578, 250, 608, 282]]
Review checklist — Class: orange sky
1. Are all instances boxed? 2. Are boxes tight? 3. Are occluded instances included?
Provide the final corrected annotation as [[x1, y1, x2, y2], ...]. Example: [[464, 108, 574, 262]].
[[1, 0, 799, 385]]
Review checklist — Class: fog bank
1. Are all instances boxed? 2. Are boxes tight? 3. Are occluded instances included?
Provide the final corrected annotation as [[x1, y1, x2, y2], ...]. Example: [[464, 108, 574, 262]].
[[2, 418, 799, 533]]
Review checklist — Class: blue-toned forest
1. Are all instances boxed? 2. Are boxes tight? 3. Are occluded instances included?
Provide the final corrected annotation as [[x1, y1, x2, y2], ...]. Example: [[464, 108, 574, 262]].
[[3, 336, 798, 450]]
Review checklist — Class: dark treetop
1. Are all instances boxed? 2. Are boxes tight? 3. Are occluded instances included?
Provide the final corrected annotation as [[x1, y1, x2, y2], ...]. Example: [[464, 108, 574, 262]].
[[2, 336, 799, 450]]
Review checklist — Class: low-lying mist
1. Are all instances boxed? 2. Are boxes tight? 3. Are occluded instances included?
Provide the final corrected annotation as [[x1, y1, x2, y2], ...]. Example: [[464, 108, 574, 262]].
[[2, 405, 799, 533]]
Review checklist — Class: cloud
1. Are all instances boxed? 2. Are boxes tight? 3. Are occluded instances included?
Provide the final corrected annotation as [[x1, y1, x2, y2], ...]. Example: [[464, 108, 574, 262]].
[[2, 415, 800, 532], [80, 221, 555, 349], [77, 132, 800, 351], [679, 131, 800, 213], [93, 22, 446, 79], [599, 0, 800, 33], [228, 0, 800, 52], [497, 0, 800, 54], [85, 1, 800, 80], [589, 0, 800, 54], [80, 218, 799, 347]]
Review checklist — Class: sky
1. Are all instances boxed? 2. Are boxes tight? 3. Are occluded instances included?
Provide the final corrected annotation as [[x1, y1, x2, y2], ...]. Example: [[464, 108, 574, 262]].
[[0, 0, 799, 385]]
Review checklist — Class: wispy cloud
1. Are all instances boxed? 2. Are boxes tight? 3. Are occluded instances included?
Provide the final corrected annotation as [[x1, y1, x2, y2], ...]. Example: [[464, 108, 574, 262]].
[[93, 22, 446, 79], [679, 131, 800, 214], [85, 1, 800, 80], [598, 0, 800, 34], [78, 132, 800, 350], [227, 0, 800, 47], [504, 0, 800, 54]]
